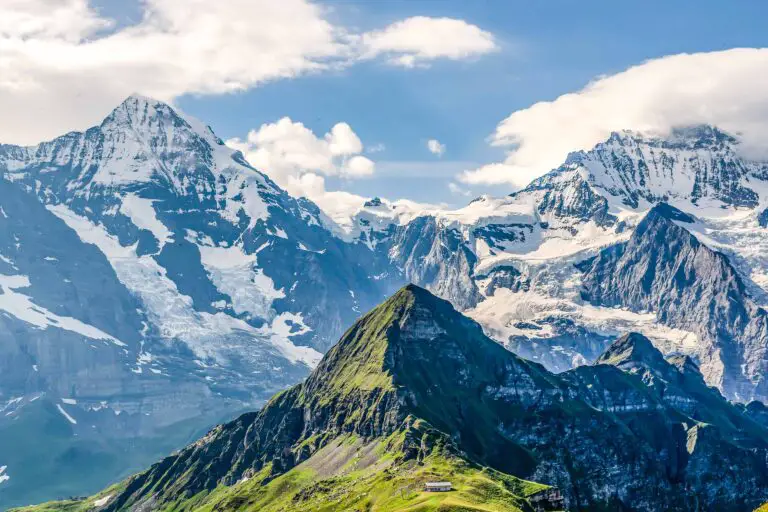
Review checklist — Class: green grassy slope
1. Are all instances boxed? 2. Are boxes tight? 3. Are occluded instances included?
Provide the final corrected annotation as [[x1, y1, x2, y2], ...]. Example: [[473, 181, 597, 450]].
[[14, 285, 768, 511], [15, 427, 557, 512]]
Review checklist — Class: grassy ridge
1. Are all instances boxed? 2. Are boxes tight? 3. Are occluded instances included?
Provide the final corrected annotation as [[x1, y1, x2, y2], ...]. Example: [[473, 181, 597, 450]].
[[15, 431, 554, 512]]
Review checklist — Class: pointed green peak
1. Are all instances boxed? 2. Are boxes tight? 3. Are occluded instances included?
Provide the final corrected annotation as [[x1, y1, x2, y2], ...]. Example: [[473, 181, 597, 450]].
[[303, 284, 440, 398]]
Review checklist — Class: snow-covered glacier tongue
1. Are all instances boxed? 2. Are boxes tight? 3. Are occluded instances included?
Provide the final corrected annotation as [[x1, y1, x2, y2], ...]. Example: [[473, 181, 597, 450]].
[[0, 95, 402, 508]]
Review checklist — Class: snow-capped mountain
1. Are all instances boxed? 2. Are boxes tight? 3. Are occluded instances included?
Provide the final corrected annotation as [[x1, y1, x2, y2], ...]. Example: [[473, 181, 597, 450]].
[[569, 126, 768, 209], [0, 95, 402, 507], [3, 94, 768, 506], [349, 125, 768, 404]]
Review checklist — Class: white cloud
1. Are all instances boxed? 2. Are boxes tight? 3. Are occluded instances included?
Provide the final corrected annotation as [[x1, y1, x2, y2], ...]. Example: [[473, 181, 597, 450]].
[[427, 139, 446, 156], [459, 48, 768, 188], [361, 16, 497, 68], [0, 0, 109, 41], [226, 117, 374, 202], [459, 163, 518, 186], [448, 182, 471, 197], [343, 155, 375, 176], [285, 172, 369, 224], [326, 122, 363, 156], [0, 0, 348, 144], [0, 1, 497, 145]]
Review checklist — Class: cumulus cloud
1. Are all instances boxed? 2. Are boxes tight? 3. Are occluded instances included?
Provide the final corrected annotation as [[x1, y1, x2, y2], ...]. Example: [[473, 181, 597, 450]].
[[459, 48, 768, 189], [361, 16, 497, 68], [0, 0, 497, 145], [427, 139, 446, 156], [282, 172, 370, 223], [0, 0, 110, 40], [226, 117, 375, 205]]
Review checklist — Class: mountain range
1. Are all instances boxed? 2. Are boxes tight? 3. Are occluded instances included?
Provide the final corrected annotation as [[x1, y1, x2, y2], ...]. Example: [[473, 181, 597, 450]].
[[14, 285, 768, 511], [3, 96, 768, 507]]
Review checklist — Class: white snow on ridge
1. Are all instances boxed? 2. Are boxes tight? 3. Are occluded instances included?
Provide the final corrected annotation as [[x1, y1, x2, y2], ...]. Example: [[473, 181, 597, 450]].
[[435, 194, 536, 228], [327, 197, 433, 244], [121, 193, 173, 249], [0, 274, 126, 346], [56, 403, 77, 424], [219, 173, 270, 229], [469, 287, 700, 365], [0, 252, 16, 268]]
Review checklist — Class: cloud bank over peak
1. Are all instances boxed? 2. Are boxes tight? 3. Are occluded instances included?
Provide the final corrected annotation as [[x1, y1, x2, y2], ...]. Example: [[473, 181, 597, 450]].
[[460, 48, 768, 189], [0, 0, 498, 145]]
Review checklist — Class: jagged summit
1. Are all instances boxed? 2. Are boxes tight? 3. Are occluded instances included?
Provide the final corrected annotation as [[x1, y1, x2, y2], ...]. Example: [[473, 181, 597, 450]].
[[102, 94, 225, 146], [306, 282, 553, 426], [86, 285, 560, 510], [100, 93, 186, 131], [557, 124, 764, 209], [645, 202, 696, 223], [590, 332, 768, 448], [665, 353, 705, 380], [601, 125, 738, 150]]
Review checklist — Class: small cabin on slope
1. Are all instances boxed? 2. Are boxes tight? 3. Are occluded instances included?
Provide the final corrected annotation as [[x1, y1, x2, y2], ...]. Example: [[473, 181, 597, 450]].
[[424, 482, 452, 492]]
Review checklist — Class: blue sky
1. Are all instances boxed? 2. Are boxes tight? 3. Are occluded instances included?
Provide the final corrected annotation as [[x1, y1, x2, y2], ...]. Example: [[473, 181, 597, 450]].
[[181, 1, 768, 205], [5, 1, 768, 210]]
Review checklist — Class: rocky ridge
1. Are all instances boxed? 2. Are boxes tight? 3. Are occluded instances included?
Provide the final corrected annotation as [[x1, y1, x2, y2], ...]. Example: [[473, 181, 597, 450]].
[[24, 286, 768, 512]]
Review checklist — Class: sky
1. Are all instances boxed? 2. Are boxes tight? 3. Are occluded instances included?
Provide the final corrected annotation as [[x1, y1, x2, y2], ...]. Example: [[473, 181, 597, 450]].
[[2, 1, 768, 212]]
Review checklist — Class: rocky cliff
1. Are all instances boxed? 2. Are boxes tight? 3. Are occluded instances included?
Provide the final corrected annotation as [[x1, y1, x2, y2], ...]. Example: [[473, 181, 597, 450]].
[[578, 203, 768, 401], [23, 287, 768, 512]]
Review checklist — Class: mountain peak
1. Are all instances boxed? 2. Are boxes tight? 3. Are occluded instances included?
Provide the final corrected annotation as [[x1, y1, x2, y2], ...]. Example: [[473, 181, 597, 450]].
[[119, 93, 165, 110], [40, 288, 768, 511], [595, 332, 668, 369], [307, 283, 481, 398], [101, 93, 184, 131], [646, 202, 696, 223], [603, 125, 737, 150]]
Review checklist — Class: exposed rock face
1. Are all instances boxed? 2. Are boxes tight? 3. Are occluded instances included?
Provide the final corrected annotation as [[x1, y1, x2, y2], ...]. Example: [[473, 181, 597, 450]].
[[521, 168, 617, 228], [94, 287, 768, 512], [0, 95, 401, 507], [476, 265, 530, 296], [566, 126, 766, 208], [348, 126, 768, 408], [578, 203, 768, 401], [388, 216, 481, 309]]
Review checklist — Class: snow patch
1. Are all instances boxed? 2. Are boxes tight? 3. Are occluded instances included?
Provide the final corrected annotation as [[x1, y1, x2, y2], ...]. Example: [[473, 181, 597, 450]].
[[121, 193, 173, 249], [56, 403, 77, 424], [259, 312, 321, 367], [0, 274, 126, 346], [93, 494, 113, 507], [198, 244, 284, 320]]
